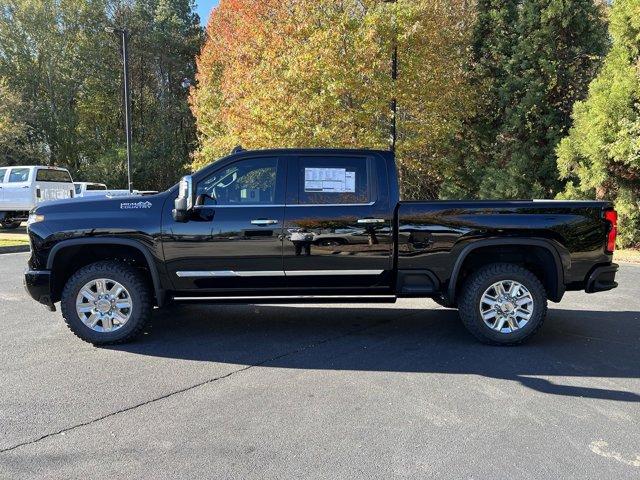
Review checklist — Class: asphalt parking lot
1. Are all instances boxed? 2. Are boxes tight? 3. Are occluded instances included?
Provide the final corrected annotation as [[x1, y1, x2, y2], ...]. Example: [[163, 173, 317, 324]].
[[1, 252, 639, 479]]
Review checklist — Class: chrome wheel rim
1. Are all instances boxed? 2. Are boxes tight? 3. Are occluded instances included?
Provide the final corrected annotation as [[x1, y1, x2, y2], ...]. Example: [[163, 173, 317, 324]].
[[479, 280, 534, 333], [76, 278, 132, 332]]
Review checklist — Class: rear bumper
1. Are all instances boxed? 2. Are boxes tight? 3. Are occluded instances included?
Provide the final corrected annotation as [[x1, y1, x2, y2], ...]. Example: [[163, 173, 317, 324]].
[[585, 263, 618, 293], [23, 269, 56, 311]]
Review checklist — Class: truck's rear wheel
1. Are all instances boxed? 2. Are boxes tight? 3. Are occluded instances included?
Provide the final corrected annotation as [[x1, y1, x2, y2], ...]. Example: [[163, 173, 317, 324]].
[[60, 261, 151, 345], [458, 263, 547, 345]]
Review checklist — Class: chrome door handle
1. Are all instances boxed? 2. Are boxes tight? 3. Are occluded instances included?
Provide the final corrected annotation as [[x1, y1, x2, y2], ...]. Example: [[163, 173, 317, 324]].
[[357, 218, 385, 224], [251, 219, 278, 225]]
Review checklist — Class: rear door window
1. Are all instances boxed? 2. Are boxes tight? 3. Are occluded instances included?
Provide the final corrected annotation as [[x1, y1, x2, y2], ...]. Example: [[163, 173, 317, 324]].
[[36, 169, 73, 183], [298, 156, 370, 205], [8, 168, 30, 183], [86, 184, 107, 191], [0, 168, 7, 182]]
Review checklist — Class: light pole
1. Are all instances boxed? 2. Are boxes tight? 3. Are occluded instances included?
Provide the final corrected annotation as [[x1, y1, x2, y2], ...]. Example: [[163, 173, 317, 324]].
[[383, 0, 397, 154], [105, 26, 133, 193]]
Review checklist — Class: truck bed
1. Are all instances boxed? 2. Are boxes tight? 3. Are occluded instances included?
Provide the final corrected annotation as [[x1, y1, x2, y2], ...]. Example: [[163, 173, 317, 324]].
[[396, 199, 613, 289]]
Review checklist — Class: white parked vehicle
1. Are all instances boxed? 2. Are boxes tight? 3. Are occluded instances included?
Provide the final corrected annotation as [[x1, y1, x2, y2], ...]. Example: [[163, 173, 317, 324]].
[[0, 165, 75, 229], [74, 182, 108, 197], [73, 182, 158, 198]]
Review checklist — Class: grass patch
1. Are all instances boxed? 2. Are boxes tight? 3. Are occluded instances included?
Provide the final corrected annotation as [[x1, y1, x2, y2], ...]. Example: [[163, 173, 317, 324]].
[[615, 249, 640, 264], [0, 238, 29, 248]]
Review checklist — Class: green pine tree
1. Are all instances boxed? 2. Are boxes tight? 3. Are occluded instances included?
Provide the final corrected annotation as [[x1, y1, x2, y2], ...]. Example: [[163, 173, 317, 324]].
[[557, 0, 640, 248], [440, 0, 519, 199], [442, 0, 608, 200]]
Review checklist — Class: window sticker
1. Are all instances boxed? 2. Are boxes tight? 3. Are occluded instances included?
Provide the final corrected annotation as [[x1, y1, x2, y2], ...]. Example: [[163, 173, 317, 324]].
[[304, 168, 356, 193]]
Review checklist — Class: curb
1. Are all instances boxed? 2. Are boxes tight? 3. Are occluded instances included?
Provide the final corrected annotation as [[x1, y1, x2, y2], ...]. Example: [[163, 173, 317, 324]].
[[0, 245, 30, 254]]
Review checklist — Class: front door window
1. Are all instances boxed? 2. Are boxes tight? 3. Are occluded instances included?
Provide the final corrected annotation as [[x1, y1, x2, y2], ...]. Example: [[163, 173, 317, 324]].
[[196, 158, 279, 206]]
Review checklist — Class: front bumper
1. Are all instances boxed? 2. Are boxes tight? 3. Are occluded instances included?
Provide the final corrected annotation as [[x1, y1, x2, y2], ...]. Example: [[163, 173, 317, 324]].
[[24, 269, 56, 311], [585, 263, 618, 293]]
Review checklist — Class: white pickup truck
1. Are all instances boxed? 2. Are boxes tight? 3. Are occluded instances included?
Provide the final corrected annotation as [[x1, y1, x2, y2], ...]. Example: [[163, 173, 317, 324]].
[[74, 182, 158, 198], [74, 182, 110, 197], [0, 165, 75, 229]]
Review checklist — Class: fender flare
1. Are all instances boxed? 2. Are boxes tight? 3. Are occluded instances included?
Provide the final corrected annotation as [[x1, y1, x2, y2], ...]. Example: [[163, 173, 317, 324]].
[[47, 237, 165, 306], [447, 238, 565, 303]]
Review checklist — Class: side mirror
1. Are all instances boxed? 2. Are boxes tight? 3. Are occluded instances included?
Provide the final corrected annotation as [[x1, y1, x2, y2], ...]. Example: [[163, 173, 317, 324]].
[[172, 175, 193, 222]]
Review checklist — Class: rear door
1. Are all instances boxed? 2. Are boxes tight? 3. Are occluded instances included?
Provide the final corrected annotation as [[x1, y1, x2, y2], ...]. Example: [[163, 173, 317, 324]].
[[283, 153, 393, 291]]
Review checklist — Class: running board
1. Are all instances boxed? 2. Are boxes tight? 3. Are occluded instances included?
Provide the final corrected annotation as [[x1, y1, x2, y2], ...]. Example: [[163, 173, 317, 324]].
[[171, 295, 397, 304]]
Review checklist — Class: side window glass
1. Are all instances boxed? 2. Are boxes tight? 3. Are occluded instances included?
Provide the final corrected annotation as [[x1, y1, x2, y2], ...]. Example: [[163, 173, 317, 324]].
[[8, 168, 30, 183], [299, 157, 369, 205], [196, 157, 279, 206], [0, 168, 7, 182]]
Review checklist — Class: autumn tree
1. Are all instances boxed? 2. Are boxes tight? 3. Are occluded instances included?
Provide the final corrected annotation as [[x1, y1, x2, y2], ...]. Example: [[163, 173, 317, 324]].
[[191, 0, 475, 199], [192, 0, 388, 167], [557, 0, 640, 247]]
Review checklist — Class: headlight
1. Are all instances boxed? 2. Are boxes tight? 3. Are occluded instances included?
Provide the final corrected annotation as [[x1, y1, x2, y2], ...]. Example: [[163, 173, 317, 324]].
[[27, 213, 45, 225]]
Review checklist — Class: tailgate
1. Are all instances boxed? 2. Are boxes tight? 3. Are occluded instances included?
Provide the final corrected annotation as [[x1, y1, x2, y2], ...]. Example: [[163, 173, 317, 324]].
[[37, 182, 74, 203]]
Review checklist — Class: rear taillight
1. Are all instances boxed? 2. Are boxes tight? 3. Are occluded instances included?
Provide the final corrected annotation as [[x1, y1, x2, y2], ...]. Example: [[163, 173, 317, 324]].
[[604, 209, 617, 253]]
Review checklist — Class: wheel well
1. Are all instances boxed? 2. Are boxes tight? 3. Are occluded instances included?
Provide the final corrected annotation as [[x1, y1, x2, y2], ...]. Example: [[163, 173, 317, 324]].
[[50, 244, 156, 305], [451, 245, 561, 303]]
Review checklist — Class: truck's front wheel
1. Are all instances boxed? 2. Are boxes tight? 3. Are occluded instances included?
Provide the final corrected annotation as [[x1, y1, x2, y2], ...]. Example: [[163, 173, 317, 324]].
[[60, 261, 151, 345], [458, 263, 547, 345]]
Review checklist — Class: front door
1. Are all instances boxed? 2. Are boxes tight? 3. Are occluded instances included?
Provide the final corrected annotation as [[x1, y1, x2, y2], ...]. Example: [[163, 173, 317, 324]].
[[163, 156, 286, 291], [282, 154, 394, 292]]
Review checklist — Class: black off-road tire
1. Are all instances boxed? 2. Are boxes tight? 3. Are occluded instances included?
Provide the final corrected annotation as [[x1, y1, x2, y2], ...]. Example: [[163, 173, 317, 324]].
[[60, 260, 152, 345], [458, 263, 547, 345]]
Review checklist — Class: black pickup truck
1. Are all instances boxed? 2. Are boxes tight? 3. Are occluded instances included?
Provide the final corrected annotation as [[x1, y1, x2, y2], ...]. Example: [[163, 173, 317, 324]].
[[24, 148, 619, 345]]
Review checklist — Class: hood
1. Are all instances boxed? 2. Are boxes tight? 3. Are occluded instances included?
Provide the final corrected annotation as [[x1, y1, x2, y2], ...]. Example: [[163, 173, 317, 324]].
[[34, 191, 168, 214]]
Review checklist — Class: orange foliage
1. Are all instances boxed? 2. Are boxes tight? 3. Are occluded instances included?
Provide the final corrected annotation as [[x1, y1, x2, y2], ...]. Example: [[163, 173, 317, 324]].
[[191, 0, 476, 199]]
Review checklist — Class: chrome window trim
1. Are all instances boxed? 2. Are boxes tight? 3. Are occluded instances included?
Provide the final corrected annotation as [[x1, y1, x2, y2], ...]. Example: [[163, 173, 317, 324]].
[[193, 204, 285, 209], [287, 202, 375, 207], [176, 269, 384, 278], [191, 202, 375, 209]]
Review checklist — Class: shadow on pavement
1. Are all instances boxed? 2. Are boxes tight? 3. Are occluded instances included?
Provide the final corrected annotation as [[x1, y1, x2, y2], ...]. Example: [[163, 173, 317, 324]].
[[109, 304, 640, 402], [0, 225, 27, 236]]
